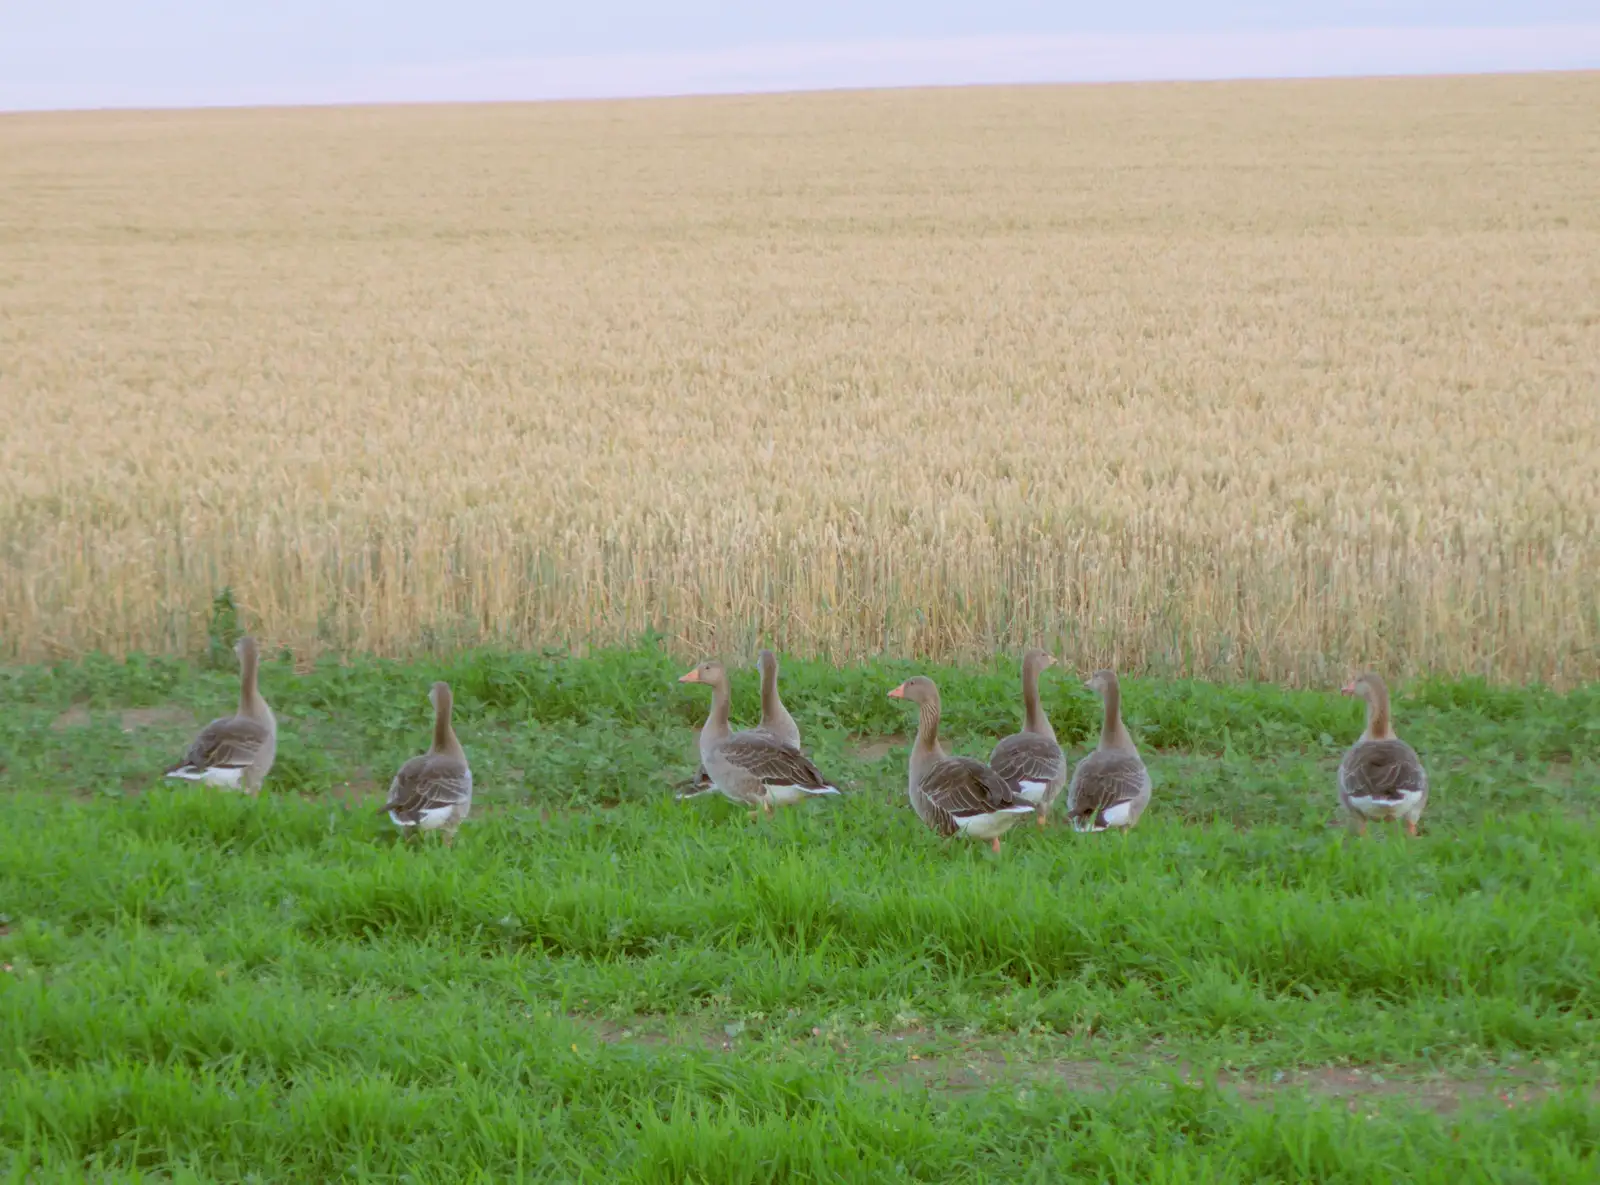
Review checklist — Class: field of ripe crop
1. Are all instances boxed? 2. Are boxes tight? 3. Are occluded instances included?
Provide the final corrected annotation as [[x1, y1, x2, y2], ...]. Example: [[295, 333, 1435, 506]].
[[4, 73, 1600, 681], [2, 647, 1597, 1179]]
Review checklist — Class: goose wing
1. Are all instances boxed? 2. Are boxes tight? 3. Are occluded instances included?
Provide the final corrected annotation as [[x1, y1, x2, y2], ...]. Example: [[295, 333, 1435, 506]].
[[1067, 750, 1150, 829], [717, 733, 835, 790], [988, 733, 1066, 792], [1339, 739, 1427, 802], [169, 715, 271, 774], [922, 756, 1024, 814], [912, 756, 1025, 836], [382, 754, 473, 823]]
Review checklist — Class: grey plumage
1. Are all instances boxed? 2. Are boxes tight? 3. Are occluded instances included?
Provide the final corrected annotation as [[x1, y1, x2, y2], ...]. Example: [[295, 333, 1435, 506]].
[[912, 753, 1032, 838], [1338, 672, 1427, 834], [1065, 749, 1151, 832], [890, 675, 1034, 852], [1338, 739, 1428, 806], [990, 734, 1066, 796], [164, 636, 277, 794], [678, 659, 840, 817], [988, 650, 1066, 823], [384, 754, 473, 825], [1065, 669, 1151, 833], [381, 681, 472, 842], [686, 648, 799, 792], [170, 715, 273, 778]]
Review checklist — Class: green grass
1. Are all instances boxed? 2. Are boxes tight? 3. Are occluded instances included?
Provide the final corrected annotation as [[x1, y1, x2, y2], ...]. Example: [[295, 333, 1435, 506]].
[[2, 645, 1598, 1181]]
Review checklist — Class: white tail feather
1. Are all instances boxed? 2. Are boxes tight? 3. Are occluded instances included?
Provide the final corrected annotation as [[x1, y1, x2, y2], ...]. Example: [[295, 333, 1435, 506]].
[[766, 783, 842, 806], [390, 806, 456, 830], [1101, 801, 1133, 828], [1346, 789, 1425, 821], [1014, 781, 1049, 803], [166, 766, 245, 789], [954, 806, 1036, 839]]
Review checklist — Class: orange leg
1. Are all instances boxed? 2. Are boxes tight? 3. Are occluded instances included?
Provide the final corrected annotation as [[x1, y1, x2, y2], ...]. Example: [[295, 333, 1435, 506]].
[[1036, 810, 1048, 829], [1405, 819, 1419, 837], [991, 837, 1002, 854]]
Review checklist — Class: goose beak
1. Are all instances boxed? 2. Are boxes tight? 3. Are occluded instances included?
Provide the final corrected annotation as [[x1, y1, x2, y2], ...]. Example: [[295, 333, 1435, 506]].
[[1340, 681, 1356, 696], [678, 669, 701, 684], [886, 683, 906, 699]]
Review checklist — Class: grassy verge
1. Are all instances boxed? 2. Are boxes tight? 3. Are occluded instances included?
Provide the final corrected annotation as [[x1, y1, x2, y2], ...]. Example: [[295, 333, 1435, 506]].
[[2, 646, 1597, 1180]]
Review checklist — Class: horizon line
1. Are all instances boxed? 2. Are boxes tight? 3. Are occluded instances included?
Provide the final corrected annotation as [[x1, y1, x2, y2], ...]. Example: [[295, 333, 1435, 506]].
[[4, 23, 1599, 115], [7, 67, 1598, 121]]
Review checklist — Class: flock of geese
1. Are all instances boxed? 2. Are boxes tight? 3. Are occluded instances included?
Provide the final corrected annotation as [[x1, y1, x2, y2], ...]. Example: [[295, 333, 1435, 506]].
[[164, 638, 1430, 849], [671, 649, 1152, 848]]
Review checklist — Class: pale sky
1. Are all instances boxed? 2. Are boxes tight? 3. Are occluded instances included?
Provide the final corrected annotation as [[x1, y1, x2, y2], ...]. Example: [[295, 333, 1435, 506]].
[[3, 2, 1598, 112]]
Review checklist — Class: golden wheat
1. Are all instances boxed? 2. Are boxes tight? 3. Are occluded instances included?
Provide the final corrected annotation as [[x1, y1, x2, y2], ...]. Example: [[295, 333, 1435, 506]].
[[2, 74, 1597, 682]]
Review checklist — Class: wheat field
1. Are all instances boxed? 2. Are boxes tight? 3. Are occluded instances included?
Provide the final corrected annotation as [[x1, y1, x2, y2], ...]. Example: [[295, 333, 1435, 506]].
[[2, 74, 1597, 681]]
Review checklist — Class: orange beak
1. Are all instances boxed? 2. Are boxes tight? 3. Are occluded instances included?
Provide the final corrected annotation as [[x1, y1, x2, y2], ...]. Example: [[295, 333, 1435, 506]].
[[886, 683, 906, 699], [679, 669, 702, 684], [1340, 681, 1356, 696]]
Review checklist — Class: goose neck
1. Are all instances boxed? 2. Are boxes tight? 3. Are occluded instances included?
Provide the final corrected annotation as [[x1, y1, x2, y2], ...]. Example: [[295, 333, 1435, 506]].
[[1022, 662, 1054, 740], [908, 698, 946, 785], [237, 646, 269, 721], [432, 692, 465, 760], [1362, 687, 1395, 741], [700, 677, 733, 754], [759, 664, 795, 738], [1097, 681, 1134, 752]]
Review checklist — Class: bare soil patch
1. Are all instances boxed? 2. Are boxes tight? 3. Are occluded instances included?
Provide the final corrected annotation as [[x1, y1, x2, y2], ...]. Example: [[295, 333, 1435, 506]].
[[568, 1016, 1593, 1113], [852, 735, 907, 763], [51, 704, 196, 732]]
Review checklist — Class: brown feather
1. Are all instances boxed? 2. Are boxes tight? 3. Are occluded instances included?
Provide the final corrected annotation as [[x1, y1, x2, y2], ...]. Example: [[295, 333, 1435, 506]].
[[382, 753, 472, 821], [1339, 739, 1427, 802], [169, 715, 271, 773], [718, 734, 833, 789], [1066, 750, 1150, 827], [988, 733, 1066, 792], [921, 755, 1025, 814], [910, 756, 1024, 836]]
